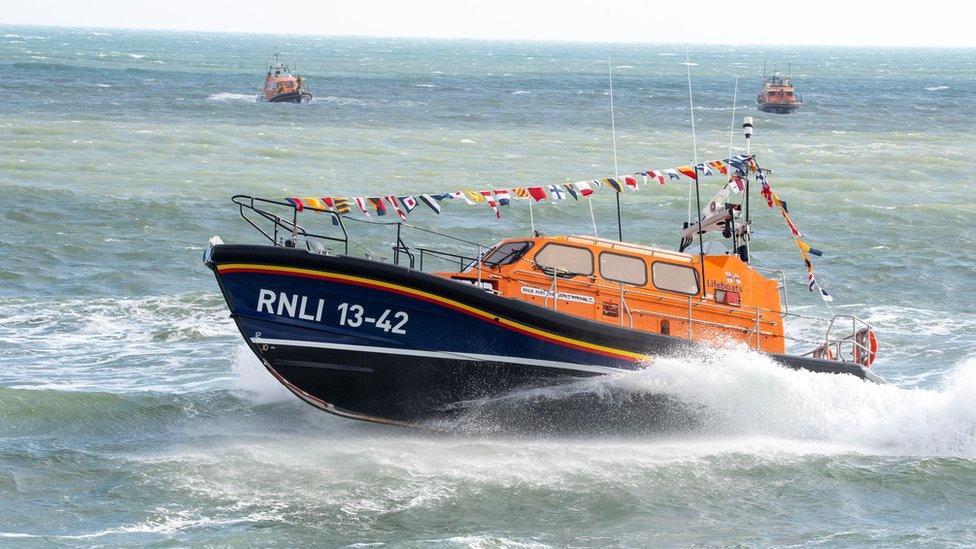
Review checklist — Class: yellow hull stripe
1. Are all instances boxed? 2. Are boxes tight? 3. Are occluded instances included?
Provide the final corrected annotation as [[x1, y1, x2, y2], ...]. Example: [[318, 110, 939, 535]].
[[216, 263, 646, 361]]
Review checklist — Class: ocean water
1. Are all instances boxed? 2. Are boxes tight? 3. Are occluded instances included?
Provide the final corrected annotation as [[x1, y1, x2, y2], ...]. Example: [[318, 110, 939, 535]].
[[1, 25, 975, 546]]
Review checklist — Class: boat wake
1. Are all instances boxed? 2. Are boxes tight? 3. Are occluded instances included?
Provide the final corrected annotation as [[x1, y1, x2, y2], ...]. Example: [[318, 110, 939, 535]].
[[206, 92, 259, 103], [424, 346, 976, 456]]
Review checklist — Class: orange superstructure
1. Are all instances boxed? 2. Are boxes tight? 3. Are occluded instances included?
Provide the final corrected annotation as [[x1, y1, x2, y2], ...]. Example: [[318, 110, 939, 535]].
[[438, 235, 786, 354]]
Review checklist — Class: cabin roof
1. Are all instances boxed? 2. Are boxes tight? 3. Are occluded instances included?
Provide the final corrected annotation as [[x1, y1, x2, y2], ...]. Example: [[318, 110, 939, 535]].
[[514, 234, 696, 263]]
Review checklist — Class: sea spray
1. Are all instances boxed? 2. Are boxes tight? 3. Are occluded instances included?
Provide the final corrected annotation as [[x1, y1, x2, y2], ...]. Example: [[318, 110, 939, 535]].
[[230, 343, 292, 404], [437, 345, 976, 456], [615, 347, 976, 457]]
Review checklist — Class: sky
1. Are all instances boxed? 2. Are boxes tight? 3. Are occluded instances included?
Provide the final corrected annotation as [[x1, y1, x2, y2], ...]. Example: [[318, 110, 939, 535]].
[[3, 0, 975, 48]]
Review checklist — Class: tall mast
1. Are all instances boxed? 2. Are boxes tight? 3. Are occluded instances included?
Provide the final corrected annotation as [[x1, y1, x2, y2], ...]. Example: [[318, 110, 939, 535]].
[[685, 50, 705, 294], [608, 54, 622, 241], [684, 49, 699, 227], [742, 116, 754, 264]]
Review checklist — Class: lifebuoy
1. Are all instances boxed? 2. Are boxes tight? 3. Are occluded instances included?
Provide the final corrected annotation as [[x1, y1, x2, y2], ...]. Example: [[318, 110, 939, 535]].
[[853, 328, 878, 367], [813, 344, 834, 361]]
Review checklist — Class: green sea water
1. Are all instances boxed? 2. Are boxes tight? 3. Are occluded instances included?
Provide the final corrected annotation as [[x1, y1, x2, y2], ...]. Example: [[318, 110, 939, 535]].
[[1, 25, 975, 546]]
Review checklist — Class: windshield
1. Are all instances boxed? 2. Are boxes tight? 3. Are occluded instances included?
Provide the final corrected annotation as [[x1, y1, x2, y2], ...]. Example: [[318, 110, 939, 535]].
[[482, 241, 532, 267]]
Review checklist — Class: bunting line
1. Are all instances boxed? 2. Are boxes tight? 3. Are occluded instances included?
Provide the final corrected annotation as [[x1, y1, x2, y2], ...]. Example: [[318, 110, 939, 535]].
[[285, 156, 749, 222], [751, 158, 832, 302], [284, 154, 829, 299]]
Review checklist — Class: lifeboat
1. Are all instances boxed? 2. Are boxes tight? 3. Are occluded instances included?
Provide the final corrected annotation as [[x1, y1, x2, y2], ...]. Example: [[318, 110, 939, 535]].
[[261, 47, 312, 104], [756, 71, 802, 114], [205, 161, 884, 427]]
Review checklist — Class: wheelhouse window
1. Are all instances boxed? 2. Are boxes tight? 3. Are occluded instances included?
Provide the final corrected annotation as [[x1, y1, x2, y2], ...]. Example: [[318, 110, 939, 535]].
[[652, 262, 700, 295], [482, 241, 532, 266], [599, 252, 647, 286], [533, 243, 593, 276]]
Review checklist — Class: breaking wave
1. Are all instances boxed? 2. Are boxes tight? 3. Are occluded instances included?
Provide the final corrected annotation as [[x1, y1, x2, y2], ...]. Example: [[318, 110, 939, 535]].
[[447, 346, 976, 457]]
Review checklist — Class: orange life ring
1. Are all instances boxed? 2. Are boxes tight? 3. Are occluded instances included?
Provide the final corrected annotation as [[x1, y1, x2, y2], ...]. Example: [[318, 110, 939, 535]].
[[813, 344, 834, 361], [853, 328, 878, 367]]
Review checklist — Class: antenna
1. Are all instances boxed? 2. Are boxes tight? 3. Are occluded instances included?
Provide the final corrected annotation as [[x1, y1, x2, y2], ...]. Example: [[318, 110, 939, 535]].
[[685, 49, 706, 296], [528, 200, 535, 236], [587, 194, 599, 238], [727, 76, 740, 253], [608, 54, 622, 241], [742, 116, 754, 263], [684, 48, 699, 226], [728, 76, 739, 173]]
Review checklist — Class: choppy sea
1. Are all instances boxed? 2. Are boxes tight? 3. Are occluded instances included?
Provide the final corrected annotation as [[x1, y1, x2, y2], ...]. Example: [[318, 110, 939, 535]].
[[1, 25, 975, 546]]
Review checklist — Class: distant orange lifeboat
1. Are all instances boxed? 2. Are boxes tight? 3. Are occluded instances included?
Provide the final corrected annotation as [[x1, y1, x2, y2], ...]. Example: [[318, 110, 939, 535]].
[[262, 47, 312, 104], [757, 72, 802, 114]]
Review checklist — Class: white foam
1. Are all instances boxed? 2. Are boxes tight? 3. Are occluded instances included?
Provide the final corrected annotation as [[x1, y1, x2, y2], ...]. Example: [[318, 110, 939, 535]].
[[8, 509, 285, 540], [318, 95, 368, 106], [0, 293, 236, 393], [612, 347, 976, 457], [230, 344, 292, 404], [206, 92, 259, 103]]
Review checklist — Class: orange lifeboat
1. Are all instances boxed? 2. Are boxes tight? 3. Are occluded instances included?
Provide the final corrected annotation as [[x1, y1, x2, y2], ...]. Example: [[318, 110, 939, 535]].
[[205, 183, 885, 427], [757, 69, 802, 114], [261, 47, 312, 104]]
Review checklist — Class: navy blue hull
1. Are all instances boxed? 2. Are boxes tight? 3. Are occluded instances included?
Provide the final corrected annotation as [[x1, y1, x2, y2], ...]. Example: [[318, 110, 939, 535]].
[[757, 102, 801, 114], [206, 244, 879, 427], [266, 91, 311, 103]]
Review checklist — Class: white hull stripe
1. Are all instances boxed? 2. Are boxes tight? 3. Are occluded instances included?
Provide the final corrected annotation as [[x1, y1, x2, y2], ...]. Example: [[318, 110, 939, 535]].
[[250, 337, 635, 375]]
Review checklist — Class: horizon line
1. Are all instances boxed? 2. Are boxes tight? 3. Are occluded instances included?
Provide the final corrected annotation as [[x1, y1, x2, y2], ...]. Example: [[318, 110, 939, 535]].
[[3, 21, 975, 50]]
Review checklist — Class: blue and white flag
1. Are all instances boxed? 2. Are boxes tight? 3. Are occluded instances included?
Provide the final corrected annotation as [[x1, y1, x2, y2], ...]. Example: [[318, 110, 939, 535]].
[[696, 163, 714, 176], [399, 196, 419, 213], [419, 194, 441, 214]]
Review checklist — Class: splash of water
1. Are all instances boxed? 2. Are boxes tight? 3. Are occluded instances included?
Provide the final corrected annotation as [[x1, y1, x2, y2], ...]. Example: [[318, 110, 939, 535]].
[[611, 347, 976, 456], [206, 92, 259, 102], [440, 346, 976, 457], [230, 343, 292, 404]]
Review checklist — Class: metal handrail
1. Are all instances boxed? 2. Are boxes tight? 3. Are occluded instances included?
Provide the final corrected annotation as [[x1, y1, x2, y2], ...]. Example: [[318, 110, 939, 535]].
[[627, 306, 779, 339], [232, 195, 349, 254], [507, 266, 778, 345], [418, 248, 482, 271], [510, 267, 778, 327], [751, 266, 789, 314]]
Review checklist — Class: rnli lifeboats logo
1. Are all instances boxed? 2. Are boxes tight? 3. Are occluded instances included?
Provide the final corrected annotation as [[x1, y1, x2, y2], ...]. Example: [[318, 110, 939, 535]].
[[520, 286, 595, 304], [707, 272, 743, 293]]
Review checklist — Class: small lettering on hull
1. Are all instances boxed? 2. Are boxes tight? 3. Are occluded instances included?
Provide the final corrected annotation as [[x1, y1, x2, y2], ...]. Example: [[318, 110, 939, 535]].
[[520, 285, 595, 304], [256, 289, 325, 322]]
